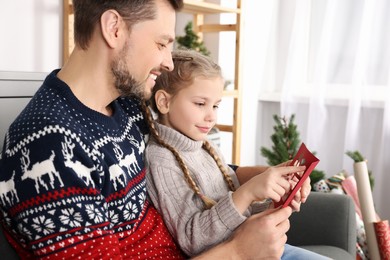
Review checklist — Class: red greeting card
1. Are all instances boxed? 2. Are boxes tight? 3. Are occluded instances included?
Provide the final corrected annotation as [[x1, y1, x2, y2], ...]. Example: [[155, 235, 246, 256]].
[[274, 143, 320, 208]]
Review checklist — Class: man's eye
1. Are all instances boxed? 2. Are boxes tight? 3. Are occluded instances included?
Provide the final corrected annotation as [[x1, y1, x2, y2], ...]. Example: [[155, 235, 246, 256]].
[[158, 43, 166, 49]]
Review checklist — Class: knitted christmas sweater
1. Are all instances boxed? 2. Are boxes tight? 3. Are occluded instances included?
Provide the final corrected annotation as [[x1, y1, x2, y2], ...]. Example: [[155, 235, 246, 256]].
[[0, 70, 183, 259], [146, 123, 269, 257]]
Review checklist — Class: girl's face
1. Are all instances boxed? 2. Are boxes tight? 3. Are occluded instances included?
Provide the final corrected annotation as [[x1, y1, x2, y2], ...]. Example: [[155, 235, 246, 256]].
[[160, 76, 224, 141]]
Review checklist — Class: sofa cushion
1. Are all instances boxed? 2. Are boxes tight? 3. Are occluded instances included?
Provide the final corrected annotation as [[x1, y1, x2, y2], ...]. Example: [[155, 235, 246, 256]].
[[300, 245, 354, 260]]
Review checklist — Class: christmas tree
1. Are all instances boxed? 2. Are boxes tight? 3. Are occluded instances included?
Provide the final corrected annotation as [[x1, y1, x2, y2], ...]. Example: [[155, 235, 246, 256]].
[[260, 114, 325, 189], [175, 21, 210, 56]]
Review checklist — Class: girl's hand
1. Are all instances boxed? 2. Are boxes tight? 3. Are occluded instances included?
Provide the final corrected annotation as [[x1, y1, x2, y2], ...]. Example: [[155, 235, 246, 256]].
[[235, 160, 293, 185], [232, 165, 306, 214], [275, 160, 292, 168], [285, 169, 312, 211]]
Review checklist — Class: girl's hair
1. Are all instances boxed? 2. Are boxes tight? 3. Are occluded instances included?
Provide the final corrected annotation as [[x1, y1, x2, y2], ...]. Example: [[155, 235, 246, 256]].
[[149, 49, 223, 113], [72, 0, 183, 50], [142, 49, 236, 209]]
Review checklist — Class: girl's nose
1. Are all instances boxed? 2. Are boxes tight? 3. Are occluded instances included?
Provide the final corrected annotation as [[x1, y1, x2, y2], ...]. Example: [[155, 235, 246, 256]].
[[205, 108, 217, 122]]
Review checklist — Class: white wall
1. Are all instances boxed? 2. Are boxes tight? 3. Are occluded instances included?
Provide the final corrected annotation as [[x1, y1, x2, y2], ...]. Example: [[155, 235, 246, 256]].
[[0, 1, 62, 73], [239, 1, 276, 166]]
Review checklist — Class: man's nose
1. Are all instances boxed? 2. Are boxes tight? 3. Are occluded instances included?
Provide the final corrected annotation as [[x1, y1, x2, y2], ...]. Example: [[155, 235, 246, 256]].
[[161, 50, 174, 72]]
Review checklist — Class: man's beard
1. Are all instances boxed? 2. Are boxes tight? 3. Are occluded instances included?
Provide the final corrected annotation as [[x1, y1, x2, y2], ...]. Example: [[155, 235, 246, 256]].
[[111, 42, 146, 100]]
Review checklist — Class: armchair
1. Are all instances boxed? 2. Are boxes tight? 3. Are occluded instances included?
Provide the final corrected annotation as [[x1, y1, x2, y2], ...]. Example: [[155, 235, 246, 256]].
[[287, 192, 356, 259]]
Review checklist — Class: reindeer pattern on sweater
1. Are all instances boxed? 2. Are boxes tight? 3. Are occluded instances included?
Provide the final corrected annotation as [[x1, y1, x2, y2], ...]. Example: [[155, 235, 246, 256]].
[[0, 70, 182, 259]]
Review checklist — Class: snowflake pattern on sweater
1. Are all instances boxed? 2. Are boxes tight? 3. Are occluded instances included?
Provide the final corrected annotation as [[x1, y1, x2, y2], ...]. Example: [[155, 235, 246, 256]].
[[0, 70, 183, 259]]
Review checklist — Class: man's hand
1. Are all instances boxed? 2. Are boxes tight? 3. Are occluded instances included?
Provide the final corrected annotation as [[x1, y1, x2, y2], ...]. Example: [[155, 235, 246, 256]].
[[230, 207, 292, 259], [192, 207, 292, 259]]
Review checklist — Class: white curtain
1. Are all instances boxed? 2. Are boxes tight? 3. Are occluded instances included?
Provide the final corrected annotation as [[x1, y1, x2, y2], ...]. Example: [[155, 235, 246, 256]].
[[261, 0, 390, 220]]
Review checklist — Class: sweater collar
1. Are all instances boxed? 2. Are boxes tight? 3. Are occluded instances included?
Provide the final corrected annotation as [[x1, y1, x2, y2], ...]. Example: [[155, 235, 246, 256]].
[[153, 123, 204, 152]]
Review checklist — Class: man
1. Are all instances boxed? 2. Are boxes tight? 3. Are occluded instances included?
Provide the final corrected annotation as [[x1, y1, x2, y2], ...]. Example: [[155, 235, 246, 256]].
[[0, 0, 312, 258]]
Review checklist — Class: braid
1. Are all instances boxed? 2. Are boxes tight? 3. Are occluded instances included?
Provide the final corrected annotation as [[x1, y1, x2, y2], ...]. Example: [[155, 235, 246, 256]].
[[203, 141, 236, 192], [141, 101, 216, 209], [141, 100, 159, 140]]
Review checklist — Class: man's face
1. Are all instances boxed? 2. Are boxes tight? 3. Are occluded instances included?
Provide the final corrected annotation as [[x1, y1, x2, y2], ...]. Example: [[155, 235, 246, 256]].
[[112, 0, 176, 100]]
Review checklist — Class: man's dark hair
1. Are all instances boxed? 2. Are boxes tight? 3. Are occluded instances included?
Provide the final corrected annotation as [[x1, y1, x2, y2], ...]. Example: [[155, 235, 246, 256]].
[[72, 0, 183, 50]]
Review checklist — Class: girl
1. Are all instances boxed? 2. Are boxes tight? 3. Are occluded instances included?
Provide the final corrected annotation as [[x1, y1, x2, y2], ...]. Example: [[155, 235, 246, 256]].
[[143, 49, 328, 259]]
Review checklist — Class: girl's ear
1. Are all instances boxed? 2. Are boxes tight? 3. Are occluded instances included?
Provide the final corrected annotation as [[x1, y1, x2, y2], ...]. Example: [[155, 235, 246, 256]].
[[100, 9, 124, 49], [155, 90, 171, 114]]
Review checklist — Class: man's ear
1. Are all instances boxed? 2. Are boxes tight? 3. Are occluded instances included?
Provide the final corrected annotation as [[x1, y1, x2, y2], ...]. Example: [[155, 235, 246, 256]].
[[100, 9, 124, 49], [155, 90, 171, 114]]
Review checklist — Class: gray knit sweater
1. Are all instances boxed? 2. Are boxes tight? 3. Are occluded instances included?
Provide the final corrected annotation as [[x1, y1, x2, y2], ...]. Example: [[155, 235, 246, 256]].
[[145, 123, 252, 256]]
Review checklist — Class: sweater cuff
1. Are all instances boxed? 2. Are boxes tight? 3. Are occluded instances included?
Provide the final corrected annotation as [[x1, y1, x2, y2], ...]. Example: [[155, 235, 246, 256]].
[[250, 199, 272, 214], [214, 191, 248, 231]]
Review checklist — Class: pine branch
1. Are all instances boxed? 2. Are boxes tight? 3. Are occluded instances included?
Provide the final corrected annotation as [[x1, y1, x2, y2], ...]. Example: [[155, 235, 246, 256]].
[[345, 150, 365, 162], [175, 22, 210, 56], [260, 114, 325, 190], [260, 114, 300, 165]]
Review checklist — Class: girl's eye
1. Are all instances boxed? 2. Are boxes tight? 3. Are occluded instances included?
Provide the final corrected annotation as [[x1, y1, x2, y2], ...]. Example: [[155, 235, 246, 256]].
[[213, 105, 219, 109], [195, 102, 205, 106]]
